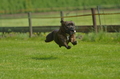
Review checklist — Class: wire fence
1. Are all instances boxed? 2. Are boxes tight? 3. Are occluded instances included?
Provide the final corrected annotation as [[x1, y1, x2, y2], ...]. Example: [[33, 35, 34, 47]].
[[0, 8, 120, 36], [0, 8, 120, 27], [0, 9, 120, 37]]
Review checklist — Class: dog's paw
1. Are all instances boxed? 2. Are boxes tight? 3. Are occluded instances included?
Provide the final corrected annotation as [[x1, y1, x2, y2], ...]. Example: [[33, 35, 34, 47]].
[[45, 40, 47, 42], [72, 41, 77, 45], [67, 46, 71, 49], [59, 45, 62, 47], [45, 40, 49, 42]]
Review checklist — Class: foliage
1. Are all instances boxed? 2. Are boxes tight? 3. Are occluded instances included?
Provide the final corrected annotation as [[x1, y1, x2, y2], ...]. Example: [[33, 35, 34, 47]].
[[0, 0, 120, 14], [0, 32, 120, 43]]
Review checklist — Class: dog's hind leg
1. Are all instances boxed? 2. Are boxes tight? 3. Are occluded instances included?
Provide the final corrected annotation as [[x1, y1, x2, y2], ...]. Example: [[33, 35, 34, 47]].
[[45, 32, 53, 42]]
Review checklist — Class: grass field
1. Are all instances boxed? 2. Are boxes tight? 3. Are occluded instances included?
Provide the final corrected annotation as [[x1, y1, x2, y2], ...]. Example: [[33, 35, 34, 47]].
[[0, 36, 120, 79]]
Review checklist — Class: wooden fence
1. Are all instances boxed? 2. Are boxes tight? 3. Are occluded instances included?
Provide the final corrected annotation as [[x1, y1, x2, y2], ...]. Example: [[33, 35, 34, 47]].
[[0, 8, 120, 37], [0, 25, 120, 33]]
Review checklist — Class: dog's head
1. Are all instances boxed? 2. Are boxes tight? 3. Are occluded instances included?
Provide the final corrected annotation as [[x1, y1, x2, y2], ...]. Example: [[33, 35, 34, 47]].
[[61, 20, 76, 35]]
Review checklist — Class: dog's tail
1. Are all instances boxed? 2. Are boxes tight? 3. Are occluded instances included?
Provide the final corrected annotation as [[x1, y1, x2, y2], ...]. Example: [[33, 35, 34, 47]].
[[45, 31, 54, 42]]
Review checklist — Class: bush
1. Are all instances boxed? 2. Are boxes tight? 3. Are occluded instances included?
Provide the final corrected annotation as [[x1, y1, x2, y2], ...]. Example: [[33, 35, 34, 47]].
[[0, 0, 120, 14], [0, 32, 120, 43], [79, 31, 120, 43]]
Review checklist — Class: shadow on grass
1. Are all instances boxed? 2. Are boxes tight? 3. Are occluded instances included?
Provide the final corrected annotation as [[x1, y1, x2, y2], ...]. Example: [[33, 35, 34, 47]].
[[32, 56, 57, 60]]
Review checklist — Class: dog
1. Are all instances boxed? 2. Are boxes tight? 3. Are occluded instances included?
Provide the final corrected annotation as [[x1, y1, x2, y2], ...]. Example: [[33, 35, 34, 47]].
[[45, 20, 77, 49]]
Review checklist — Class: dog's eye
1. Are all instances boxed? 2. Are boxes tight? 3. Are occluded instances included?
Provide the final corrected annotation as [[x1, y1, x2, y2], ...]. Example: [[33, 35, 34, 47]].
[[70, 23, 74, 26], [68, 23, 74, 26], [66, 26, 69, 28], [67, 24, 71, 26]]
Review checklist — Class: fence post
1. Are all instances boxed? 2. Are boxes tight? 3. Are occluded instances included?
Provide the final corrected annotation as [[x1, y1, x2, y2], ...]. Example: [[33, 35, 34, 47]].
[[97, 6, 103, 31], [28, 12, 33, 38], [60, 11, 64, 21], [2, 27, 5, 37], [91, 8, 97, 33]]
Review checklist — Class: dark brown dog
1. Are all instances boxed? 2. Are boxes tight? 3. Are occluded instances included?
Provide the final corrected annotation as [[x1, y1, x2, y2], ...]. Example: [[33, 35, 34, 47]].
[[45, 20, 77, 49]]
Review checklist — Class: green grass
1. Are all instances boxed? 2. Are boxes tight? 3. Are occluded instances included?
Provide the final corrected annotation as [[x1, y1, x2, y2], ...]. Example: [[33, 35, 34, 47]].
[[0, 35, 120, 79]]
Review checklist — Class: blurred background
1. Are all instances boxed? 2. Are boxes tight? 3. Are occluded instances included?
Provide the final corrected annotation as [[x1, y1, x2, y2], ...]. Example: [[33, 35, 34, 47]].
[[0, 0, 120, 14], [0, 0, 120, 29]]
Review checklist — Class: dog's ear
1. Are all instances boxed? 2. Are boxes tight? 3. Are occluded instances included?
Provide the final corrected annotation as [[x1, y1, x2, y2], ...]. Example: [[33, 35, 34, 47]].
[[60, 20, 64, 23]]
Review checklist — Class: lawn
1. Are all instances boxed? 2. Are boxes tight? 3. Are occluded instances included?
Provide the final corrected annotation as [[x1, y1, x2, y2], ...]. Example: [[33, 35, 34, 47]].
[[0, 38, 120, 79]]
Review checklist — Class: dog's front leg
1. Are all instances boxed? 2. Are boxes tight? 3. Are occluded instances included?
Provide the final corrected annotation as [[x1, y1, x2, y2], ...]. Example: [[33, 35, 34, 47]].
[[63, 41, 71, 49], [59, 35, 71, 49], [70, 34, 77, 45]]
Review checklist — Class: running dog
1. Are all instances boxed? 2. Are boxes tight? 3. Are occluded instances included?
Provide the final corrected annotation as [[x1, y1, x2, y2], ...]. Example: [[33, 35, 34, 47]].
[[45, 20, 77, 49]]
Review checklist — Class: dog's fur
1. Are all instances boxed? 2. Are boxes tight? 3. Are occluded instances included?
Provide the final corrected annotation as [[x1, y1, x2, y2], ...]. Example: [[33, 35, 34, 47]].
[[45, 20, 77, 49]]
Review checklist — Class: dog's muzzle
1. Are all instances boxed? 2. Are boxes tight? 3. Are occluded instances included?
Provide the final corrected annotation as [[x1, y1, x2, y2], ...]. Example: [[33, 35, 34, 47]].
[[69, 29, 76, 35], [63, 24, 76, 35], [68, 27, 76, 35]]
